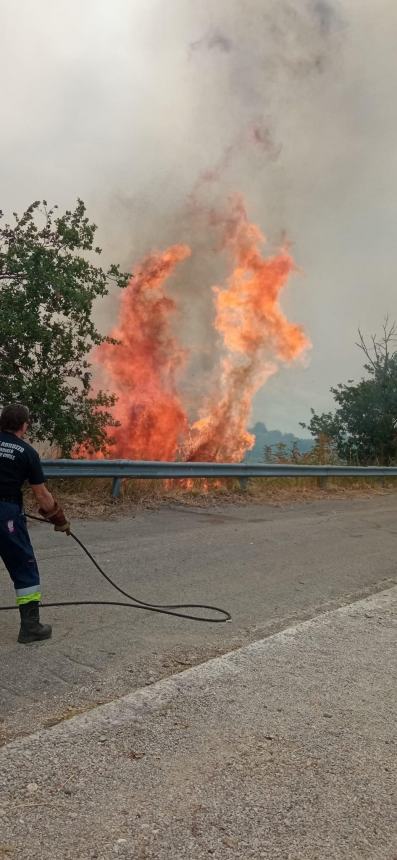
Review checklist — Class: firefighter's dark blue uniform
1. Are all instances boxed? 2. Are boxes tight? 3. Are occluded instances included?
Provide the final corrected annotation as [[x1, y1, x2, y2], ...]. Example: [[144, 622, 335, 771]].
[[0, 432, 45, 606]]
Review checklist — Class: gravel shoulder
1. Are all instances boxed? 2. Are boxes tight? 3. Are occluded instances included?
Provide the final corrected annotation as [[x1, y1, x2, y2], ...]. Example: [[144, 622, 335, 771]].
[[1, 585, 396, 859]]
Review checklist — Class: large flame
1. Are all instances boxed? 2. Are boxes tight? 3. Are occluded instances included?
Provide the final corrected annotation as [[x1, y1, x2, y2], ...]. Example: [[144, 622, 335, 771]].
[[97, 245, 190, 459], [96, 196, 310, 461], [186, 196, 310, 461]]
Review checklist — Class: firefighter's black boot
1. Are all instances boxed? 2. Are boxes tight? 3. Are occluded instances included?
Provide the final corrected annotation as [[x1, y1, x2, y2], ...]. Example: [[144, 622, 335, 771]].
[[18, 602, 52, 644]]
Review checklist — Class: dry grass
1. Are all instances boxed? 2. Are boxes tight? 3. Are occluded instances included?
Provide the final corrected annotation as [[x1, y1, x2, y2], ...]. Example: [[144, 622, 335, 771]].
[[22, 475, 397, 520]]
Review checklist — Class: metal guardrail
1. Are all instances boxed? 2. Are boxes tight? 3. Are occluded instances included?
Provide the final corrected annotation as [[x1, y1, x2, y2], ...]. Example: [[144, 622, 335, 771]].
[[41, 459, 397, 498]]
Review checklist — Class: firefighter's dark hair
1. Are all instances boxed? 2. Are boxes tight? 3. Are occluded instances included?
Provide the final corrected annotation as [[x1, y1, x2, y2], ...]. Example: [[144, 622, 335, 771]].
[[0, 404, 30, 433]]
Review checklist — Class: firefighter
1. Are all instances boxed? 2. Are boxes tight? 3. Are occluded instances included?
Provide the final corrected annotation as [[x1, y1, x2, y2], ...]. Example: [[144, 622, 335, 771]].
[[0, 403, 70, 644]]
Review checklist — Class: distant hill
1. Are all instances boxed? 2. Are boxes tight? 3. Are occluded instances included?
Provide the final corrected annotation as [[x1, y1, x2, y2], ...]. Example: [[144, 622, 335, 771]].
[[245, 421, 313, 462]]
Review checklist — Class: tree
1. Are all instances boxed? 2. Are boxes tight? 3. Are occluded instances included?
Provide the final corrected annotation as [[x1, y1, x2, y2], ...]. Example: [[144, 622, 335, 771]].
[[0, 200, 129, 455], [303, 320, 397, 465], [263, 444, 274, 463]]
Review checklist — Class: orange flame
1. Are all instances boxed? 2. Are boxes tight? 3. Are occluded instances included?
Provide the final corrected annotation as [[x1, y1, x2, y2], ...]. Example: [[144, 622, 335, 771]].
[[98, 245, 191, 459], [186, 196, 310, 461], [96, 196, 310, 462]]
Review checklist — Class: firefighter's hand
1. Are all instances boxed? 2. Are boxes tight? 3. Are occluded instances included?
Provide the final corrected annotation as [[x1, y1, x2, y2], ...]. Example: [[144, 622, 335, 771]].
[[39, 501, 71, 536], [54, 519, 71, 536]]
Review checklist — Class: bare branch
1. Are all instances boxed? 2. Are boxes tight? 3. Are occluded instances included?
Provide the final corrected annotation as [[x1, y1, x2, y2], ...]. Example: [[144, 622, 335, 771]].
[[356, 328, 378, 371], [0, 272, 26, 281], [356, 318, 397, 375]]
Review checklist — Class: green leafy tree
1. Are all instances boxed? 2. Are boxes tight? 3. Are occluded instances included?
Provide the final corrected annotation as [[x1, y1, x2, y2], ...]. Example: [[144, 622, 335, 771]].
[[0, 200, 129, 455], [302, 320, 397, 465]]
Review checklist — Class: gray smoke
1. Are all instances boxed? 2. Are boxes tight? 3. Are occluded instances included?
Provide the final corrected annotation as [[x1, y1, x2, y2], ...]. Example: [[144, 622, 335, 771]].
[[189, 28, 234, 55], [0, 0, 396, 433]]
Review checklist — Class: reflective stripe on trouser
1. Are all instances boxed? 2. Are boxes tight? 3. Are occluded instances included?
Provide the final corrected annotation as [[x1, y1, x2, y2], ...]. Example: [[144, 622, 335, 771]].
[[0, 502, 41, 605]]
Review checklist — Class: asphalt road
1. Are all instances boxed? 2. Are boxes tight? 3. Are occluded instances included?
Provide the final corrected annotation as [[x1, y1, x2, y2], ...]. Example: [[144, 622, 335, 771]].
[[1, 494, 396, 743]]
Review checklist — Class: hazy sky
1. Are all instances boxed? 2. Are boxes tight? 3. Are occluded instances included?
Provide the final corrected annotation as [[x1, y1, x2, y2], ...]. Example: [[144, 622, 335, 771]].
[[1, 0, 396, 434]]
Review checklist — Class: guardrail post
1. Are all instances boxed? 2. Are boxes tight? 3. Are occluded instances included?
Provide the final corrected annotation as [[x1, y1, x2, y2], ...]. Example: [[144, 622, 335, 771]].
[[112, 478, 122, 499], [239, 477, 249, 491], [318, 476, 328, 490]]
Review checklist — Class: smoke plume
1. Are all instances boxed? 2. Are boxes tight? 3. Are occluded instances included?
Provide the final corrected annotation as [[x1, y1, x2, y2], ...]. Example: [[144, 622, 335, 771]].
[[1, 1, 396, 435]]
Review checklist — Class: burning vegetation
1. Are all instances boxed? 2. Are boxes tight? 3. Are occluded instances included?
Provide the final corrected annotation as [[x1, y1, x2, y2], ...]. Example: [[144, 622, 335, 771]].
[[96, 195, 310, 462]]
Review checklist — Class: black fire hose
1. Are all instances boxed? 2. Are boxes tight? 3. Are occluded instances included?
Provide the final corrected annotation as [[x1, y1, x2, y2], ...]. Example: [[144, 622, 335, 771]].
[[0, 514, 232, 624]]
